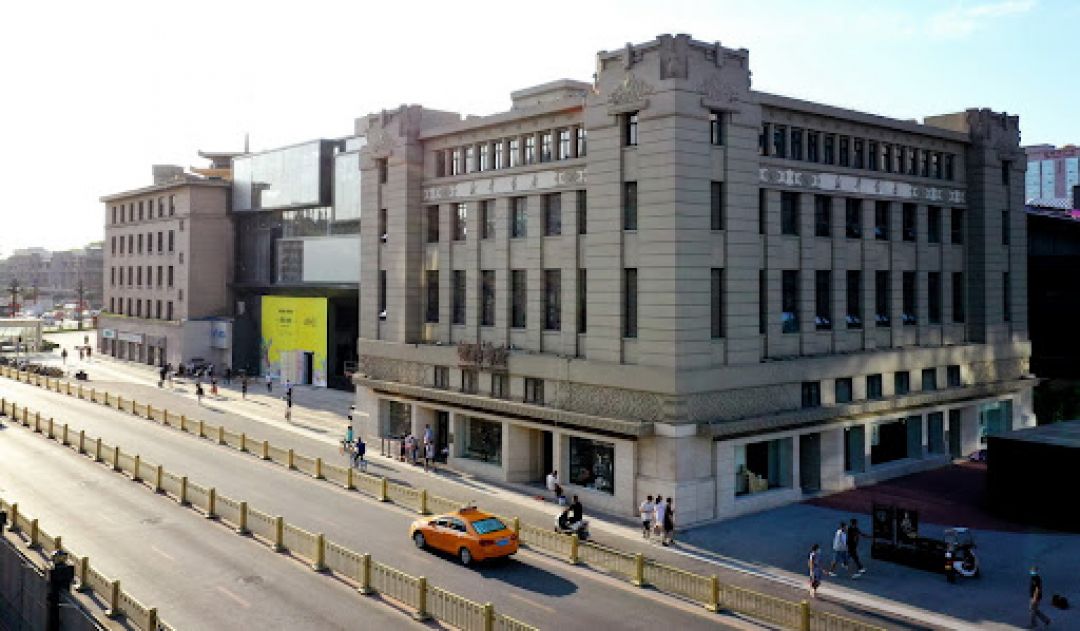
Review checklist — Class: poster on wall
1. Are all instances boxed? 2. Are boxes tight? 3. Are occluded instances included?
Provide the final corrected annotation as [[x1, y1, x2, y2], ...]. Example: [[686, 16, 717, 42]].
[[260, 296, 328, 387]]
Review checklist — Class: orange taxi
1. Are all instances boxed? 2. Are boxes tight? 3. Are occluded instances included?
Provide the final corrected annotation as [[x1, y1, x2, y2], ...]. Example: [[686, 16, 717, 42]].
[[409, 506, 518, 565]]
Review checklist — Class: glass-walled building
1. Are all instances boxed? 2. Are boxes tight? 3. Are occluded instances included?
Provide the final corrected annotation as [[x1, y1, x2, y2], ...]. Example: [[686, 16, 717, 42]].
[[231, 138, 363, 389]]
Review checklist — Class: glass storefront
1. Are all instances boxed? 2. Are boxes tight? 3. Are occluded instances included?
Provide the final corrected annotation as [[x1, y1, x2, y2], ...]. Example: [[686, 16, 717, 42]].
[[569, 437, 615, 495], [735, 438, 792, 496], [978, 400, 1013, 445], [386, 401, 411, 437], [871, 419, 910, 465], [464, 417, 502, 465], [233, 140, 331, 211]]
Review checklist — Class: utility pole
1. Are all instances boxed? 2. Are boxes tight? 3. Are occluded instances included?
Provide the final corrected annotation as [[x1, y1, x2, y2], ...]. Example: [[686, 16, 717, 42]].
[[6, 278, 19, 317], [76, 278, 85, 331]]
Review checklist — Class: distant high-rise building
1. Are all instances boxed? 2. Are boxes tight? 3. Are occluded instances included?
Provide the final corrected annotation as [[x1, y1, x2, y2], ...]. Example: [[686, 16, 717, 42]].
[[1025, 144, 1080, 206]]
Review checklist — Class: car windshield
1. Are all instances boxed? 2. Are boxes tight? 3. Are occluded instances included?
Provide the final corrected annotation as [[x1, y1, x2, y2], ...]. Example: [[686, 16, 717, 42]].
[[470, 517, 507, 535]]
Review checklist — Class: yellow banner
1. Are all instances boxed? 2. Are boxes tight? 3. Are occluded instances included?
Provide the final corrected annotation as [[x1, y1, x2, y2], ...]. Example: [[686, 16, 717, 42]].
[[260, 296, 328, 387]]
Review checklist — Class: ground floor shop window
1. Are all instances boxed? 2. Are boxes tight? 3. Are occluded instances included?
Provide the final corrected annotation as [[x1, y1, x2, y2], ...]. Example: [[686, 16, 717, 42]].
[[735, 438, 792, 496], [464, 417, 502, 465], [927, 412, 946, 453], [844, 426, 866, 473], [386, 401, 411, 437], [568, 437, 615, 495], [871, 419, 909, 465], [978, 400, 1012, 445]]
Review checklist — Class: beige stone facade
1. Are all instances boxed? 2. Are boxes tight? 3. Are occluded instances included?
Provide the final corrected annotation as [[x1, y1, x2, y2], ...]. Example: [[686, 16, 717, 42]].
[[353, 34, 1034, 524], [99, 170, 233, 368]]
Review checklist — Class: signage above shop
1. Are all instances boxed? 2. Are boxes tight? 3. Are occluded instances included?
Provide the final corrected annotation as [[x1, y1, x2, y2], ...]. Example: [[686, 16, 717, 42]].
[[101, 329, 116, 339], [117, 332, 144, 344]]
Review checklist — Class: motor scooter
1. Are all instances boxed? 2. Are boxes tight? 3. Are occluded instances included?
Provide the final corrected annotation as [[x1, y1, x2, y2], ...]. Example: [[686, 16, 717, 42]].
[[554, 514, 591, 541], [944, 527, 979, 579]]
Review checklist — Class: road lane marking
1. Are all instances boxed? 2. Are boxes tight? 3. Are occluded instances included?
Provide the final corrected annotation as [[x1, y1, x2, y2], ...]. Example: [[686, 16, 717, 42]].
[[216, 585, 251, 608], [150, 546, 175, 562], [507, 592, 556, 614]]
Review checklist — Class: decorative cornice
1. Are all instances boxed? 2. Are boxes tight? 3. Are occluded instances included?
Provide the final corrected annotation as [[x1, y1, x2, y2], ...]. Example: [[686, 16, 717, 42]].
[[759, 167, 967, 205]]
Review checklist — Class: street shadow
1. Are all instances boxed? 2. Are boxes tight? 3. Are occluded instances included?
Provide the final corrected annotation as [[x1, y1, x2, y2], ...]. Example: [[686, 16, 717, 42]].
[[413, 554, 579, 596]]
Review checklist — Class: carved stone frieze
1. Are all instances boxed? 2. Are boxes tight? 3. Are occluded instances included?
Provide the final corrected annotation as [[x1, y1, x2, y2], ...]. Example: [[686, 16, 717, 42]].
[[698, 74, 740, 104], [759, 167, 967, 205], [366, 126, 399, 157], [608, 72, 654, 106]]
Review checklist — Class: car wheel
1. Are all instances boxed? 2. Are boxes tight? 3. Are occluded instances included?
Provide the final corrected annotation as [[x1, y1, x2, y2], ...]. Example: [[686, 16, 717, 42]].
[[413, 532, 426, 549], [459, 547, 472, 566]]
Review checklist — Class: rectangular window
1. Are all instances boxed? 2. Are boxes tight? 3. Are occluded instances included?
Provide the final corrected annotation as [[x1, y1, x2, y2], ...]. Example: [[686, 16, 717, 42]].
[[902, 203, 916, 241], [791, 128, 803, 160], [425, 270, 439, 322], [156, 266, 162, 287], [759, 123, 768, 155], [952, 272, 965, 323], [167, 266, 174, 287], [853, 138, 865, 169], [576, 127, 587, 157], [576, 190, 587, 235], [883, 144, 893, 173], [951, 208, 965, 244], [478, 200, 494, 239], [875, 270, 891, 327], [782, 270, 799, 333], [709, 111, 723, 145], [801, 382, 821, 408], [167, 301, 174, 320], [758, 189, 767, 234], [839, 136, 850, 167], [557, 129, 571, 160], [947, 365, 962, 388], [524, 378, 545, 404], [815, 270, 832, 330], [902, 271, 917, 325], [480, 270, 495, 326], [710, 181, 724, 230], [921, 150, 930, 177], [845, 198, 862, 239], [111, 236, 116, 255], [451, 149, 461, 175], [623, 112, 639, 146], [138, 233, 143, 254], [867, 140, 878, 170], [780, 191, 799, 235], [378, 270, 387, 319], [846, 270, 863, 328], [136, 299, 142, 318], [944, 154, 955, 180], [491, 373, 509, 399], [932, 152, 942, 179], [928, 206, 942, 243], [426, 206, 440, 243], [814, 195, 831, 237], [157, 232, 163, 252], [773, 124, 787, 158], [511, 197, 527, 238], [835, 378, 853, 404], [493, 142, 504, 169], [867, 374, 883, 400], [464, 417, 502, 464], [544, 194, 562, 236], [434, 366, 449, 389], [377, 158, 388, 183], [511, 270, 526, 328], [807, 132, 819, 162], [922, 368, 937, 391], [928, 272, 942, 324], [823, 134, 835, 165], [453, 203, 467, 241], [735, 438, 794, 495], [569, 437, 616, 495], [168, 230, 175, 252], [110, 267, 115, 286], [874, 201, 890, 240], [435, 150, 446, 177], [479, 144, 489, 171], [1001, 210, 1010, 246], [623, 181, 638, 231], [1003, 272, 1011, 322], [155, 301, 162, 320], [452, 270, 466, 325], [759, 269, 767, 334], [540, 131, 553, 163], [895, 371, 910, 396], [577, 269, 587, 333], [623, 268, 638, 338], [524, 136, 536, 165], [711, 268, 724, 338], [544, 269, 561, 330], [379, 208, 388, 242], [460, 369, 478, 394], [509, 138, 520, 167], [109, 297, 114, 313], [137, 266, 142, 286], [465, 146, 476, 173]]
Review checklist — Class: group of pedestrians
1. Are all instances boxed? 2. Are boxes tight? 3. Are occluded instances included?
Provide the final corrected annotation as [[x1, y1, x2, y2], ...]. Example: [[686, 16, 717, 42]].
[[398, 425, 436, 472], [807, 518, 865, 598], [637, 494, 676, 546], [341, 408, 369, 471]]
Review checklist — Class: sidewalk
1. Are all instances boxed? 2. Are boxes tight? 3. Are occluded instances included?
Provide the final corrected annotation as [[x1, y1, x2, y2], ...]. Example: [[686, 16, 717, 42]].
[[14, 345, 961, 629]]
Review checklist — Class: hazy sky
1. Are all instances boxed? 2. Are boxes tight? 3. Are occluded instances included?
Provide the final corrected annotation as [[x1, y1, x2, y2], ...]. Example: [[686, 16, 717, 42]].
[[1, 0, 1074, 256]]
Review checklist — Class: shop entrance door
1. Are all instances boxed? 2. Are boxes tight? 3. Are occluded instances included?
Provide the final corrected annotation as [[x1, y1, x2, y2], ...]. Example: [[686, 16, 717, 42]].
[[435, 411, 449, 462], [948, 410, 963, 458], [542, 431, 553, 476], [302, 351, 314, 385], [799, 433, 821, 493]]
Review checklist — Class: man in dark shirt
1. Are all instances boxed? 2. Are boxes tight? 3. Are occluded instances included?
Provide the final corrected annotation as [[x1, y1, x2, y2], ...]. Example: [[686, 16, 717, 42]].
[[1029, 566, 1051, 628], [848, 518, 866, 577], [569, 495, 583, 525]]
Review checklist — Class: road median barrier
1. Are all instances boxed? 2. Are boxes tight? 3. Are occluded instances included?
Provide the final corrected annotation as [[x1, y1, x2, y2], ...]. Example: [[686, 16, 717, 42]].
[[0, 395, 538, 631], [1, 370, 888, 631], [0, 496, 172, 631]]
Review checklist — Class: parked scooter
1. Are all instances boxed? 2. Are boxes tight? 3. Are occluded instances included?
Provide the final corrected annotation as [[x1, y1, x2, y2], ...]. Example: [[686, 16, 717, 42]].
[[554, 511, 591, 541], [944, 527, 979, 580]]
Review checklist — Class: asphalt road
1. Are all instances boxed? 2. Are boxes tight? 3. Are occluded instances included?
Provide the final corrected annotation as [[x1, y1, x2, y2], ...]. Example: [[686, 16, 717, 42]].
[[0, 378, 736, 631], [0, 421, 423, 631]]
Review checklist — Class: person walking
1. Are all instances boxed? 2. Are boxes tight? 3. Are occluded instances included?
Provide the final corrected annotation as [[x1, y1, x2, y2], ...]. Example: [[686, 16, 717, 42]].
[[195, 381, 204, 405], [210, 376, 218, 397], [661, 497, 675, 546], [224, 366, 232, 385], [424, 440, 435, 473], [78, 347, 84, 361], [1029, 566, 1051, 628], [240, 376, 248, 399], [653, 495, 666, 541], [847, 518, 866, 577], [343, 424, 354, 455], [828, 522, 848, 576], [639, 495, 655, 540], [284, 387, 293, 422], [808, 544, 824, 598], [159, 365, 167, 388], [265, 373, 273, 393], [61, 348, 68, 364], [546, 470, 564, 503], [353, 435, 367, 471]]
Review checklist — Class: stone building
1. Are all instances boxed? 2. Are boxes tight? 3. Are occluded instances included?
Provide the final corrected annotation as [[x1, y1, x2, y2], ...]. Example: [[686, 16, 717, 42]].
[[352, 34, 1034, 524], [99, 164, 233, 368]]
